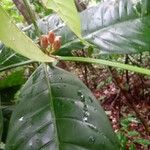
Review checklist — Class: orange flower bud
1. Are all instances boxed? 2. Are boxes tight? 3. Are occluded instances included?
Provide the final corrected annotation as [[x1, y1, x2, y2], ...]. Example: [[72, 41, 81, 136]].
[[53, 36, 61, 50], [48, 31, 55, 44], [40, 35, 48, 49]]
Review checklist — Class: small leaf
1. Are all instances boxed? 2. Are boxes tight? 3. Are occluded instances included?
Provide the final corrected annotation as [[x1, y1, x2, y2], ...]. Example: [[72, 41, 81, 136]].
[[134, 138, 150, 146], [127, 131, 140, 137], [129, 143, 136, 150], [0, 70, 26, 89], [0, 5, 55, 62], [42, 0, 81, 38]]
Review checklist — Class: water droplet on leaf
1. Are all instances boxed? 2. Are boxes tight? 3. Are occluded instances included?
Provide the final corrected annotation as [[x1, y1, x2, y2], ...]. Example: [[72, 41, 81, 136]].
[[89, 136, 95, 144], [19, 117, 24, 122], [83, 116, 88, 122]]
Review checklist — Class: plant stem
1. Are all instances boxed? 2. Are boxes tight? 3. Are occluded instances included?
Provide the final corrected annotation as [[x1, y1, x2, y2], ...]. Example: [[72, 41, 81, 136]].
[[22, 0, 41, 36], [59, 56, 150, 75], [0, 60, 35, 72]]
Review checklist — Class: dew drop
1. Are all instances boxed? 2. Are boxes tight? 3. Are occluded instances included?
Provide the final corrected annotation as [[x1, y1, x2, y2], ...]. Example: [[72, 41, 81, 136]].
[[77, 90, 85, 102], [87, 124, 97, 131], [84, 111, 90, 117], [81, 95, 85, 102], [83, 116, 88, 122], [19, 117, 24, 122], [29, 141, 33, 147], [88, 136, 96, 144]]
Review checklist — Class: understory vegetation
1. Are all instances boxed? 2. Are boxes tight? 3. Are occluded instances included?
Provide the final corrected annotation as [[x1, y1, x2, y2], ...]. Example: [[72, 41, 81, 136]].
[[0, 0, 150, 150]]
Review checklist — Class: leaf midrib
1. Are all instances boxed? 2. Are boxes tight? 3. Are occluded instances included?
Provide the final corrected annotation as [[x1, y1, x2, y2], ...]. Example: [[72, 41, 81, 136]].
[[44, 64, 60, 150]]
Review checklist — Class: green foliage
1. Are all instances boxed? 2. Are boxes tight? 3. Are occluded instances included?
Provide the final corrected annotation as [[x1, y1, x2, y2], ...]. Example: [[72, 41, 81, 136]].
[[0, 0, 150, 149], [43, 0, 150, 55], [0, 0, 23, 22], [6, 65, 120, 150], [134, 138, 150, 146], [0, 5, 54, 62], [0, 70, 26, 89], [117, 115, 150, 150], [0, 44, 28, 70], [29, 0, 53, 17]]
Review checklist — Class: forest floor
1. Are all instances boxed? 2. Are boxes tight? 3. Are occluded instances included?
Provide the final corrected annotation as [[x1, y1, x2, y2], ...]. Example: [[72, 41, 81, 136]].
[[63, 61, 150, 150]]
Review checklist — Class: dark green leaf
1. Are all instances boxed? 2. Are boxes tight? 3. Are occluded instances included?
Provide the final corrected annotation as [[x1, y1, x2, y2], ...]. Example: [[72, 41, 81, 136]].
[[129, 143, 136, 150], [37, 0, 150, 55], [127, 131, 140, 137], [134, 138, 150, 146], [0, 70, 26, 90], [0, 43, 28, 70], [6, 65, 119, 150]]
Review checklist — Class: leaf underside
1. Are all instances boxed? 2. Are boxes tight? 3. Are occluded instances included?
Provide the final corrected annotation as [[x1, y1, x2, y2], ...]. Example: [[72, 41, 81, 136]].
[[38, 0, 150, 55], [42, 0, 81, 38], [1, 0, 150, 71], [6, 65, 119, 150]]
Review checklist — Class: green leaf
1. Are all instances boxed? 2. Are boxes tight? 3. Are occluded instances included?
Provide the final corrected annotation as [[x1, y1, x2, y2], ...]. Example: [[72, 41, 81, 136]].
[[60, 56, 150, 75], [127, 131, 140, 137], [6, 65, 119, 150], [0, 70, 26, 90], [134, 138, 150, 146], [42, 0, 81, 38], [129, 143, 136, 150], [38, 0, 150, 55], [0, 44, 28, 70], [0, 44, 34, 72], [0, 5, 55, 62]]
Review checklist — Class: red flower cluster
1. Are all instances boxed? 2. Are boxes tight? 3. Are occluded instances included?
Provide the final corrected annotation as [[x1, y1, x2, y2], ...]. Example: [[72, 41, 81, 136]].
[[40, 31, 61, 51]]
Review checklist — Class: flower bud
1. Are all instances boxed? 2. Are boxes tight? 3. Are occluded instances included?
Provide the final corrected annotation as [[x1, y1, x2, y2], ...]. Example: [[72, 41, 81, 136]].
[[40, 35, 48, 49], [48, 31, 55, 44], [53, 36, 61, 50]]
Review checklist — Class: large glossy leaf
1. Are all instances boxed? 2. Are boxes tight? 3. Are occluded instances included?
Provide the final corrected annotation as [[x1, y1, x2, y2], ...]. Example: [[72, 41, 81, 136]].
[[1, 0, 150, 71], [37, 0, 150, 55], [0, 5, 55, 62], [42, 0, 81, 38], [6, 65, 119, 150]]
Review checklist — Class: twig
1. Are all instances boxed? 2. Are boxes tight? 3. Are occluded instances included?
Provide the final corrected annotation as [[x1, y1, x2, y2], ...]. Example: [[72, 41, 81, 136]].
[[22, 0, 41, 36]]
